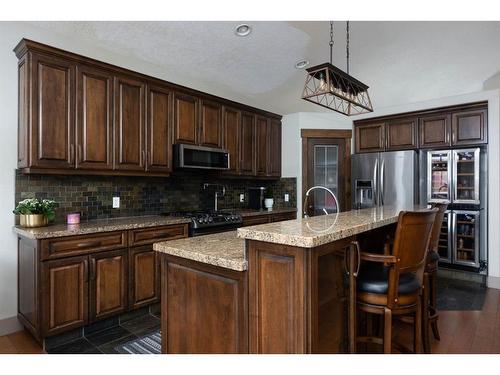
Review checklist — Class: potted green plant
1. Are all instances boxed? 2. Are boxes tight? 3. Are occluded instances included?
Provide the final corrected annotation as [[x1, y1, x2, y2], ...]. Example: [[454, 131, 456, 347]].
[[13, 198, 57, 228], [264, 186, 274, 211]]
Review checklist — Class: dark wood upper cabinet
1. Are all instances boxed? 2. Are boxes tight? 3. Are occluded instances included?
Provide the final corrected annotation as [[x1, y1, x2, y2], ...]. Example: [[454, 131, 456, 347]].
[[255, 116, 269, 176], [385, 117, 418, 150], [173, 93, 198, 145], [268, 118, 282, 177], [240, 112, 256, 175], [199, 100, 223, 148], [419, 113, 451, 149], [76, 65, 113, 170], [41, 256, 88, 336], [89, 249, 128, 321], [452, 108, 487, 146], [355, 122, 385, 153], [223, 107, 241, 174], [147, 84, 172, 174], [31, 53, 75, 169], [114, 75, 146, 171], [129, 246, 159, 310]]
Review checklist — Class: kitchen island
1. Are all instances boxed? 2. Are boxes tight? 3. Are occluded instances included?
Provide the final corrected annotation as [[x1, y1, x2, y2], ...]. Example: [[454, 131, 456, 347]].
[[153, 205, 426, 354]]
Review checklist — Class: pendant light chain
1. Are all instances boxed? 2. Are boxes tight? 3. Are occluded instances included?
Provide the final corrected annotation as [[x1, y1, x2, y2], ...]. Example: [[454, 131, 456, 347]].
[[329, 21, 334, 64], [346, 21, 350, 74]]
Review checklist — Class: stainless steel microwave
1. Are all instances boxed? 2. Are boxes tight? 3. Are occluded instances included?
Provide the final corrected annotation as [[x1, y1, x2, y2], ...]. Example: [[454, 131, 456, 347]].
[[174, 144, 230, 170]]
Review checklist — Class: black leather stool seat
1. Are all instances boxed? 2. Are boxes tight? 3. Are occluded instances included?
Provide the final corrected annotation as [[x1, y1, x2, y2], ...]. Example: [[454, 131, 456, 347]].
[[357, 264, 421, 295], [426, 250, 440, 262]]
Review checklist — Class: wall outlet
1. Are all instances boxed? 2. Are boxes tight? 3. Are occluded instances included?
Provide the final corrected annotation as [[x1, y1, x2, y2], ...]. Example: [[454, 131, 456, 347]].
[[240, 194, 245, 203], [112, 196, 120, 209], [284, 193, 290, 202]]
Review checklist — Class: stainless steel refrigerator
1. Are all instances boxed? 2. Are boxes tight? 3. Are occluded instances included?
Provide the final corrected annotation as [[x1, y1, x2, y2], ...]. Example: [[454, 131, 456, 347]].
[[352, 150, 418, 209], [419, 147, 487, 272]]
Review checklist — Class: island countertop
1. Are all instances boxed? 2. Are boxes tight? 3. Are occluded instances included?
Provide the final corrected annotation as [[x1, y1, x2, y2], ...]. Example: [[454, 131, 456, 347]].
[[237, 204, 429, 248], [153, 230, 246, 271]]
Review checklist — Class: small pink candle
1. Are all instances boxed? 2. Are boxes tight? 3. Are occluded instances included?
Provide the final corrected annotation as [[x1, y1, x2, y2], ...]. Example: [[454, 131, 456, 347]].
[[67, 212, 81, 225]]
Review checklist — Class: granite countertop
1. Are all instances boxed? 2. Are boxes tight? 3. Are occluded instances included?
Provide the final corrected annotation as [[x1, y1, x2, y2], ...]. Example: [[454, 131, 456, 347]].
[[233, 207, 297, 217], [153, 230, 246, 271], [13, 215, 191, 240], [237, 205, 429, 248]]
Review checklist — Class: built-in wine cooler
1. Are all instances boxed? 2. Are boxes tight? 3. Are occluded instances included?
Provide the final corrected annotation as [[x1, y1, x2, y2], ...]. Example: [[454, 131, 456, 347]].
[[422, 147, 487, 273]]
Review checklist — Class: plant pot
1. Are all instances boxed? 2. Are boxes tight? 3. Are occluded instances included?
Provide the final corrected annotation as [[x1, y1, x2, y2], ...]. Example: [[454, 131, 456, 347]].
[[264, 198, 274, 211], [20, 214, 48, 228]]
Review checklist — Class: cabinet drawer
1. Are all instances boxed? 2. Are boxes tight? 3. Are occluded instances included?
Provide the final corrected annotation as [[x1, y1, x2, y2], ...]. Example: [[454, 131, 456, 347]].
[[272, 212, 297, 222], [128, 224, 188, 246], [41, 231, 127, 261], [242, 215, 271, 227]]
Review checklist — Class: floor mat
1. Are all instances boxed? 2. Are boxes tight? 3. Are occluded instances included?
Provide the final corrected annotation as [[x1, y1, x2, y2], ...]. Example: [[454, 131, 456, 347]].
[[114, 331, 161, 354], [436, 276, 487, 311]]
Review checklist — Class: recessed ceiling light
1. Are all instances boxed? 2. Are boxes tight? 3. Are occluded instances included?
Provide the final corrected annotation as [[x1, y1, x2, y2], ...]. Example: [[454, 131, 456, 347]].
[[235, 24, 252, 37], [295, 60, 310, 69]]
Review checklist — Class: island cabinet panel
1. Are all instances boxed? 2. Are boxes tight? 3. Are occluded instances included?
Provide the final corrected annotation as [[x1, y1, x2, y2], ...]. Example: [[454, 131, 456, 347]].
[[76, 65, 113, 170], [355, 122, 385, 153], [386, 117, 418, 150], [173, 93, 198, 145], [114, 76, 146, 171], [129, 246, 159, 309], [419, 113, 451, 149], [31, 53, 75, 169], [248, 241, 306, 353], [89, 249, 128, 321], [146, 84, 172, 174], [199, 99, 223, 148], [240, 112, 256, 175], [268, 118, 282, 177], [247, 238, 351, 354], [161, 257, 248, 354], [41, 256, 88, 336], [451, 108, 487, 146], [18, 237, 39, 338]]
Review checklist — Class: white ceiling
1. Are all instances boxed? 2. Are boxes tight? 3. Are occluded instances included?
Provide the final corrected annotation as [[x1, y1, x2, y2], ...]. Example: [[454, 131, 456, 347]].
[[30, 21, 500, 116]]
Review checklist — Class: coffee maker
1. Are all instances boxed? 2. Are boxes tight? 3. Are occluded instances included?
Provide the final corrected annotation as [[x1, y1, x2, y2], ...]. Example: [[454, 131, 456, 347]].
[[248, 187, 266, 210]]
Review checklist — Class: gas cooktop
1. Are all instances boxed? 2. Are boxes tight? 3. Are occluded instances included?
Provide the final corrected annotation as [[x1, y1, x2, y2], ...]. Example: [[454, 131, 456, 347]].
[[162, 211, 243, 236]]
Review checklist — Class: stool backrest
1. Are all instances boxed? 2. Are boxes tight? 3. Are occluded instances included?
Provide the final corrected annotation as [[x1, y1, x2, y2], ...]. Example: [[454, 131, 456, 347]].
[[428, 203, 448, 252], [388, 209, 437, 307]]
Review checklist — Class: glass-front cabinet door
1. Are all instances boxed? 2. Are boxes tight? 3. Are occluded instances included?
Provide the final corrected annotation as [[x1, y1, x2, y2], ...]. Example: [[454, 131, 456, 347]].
[[453, 210, 480, 267], [312, 144, 339, 214], [437, 211, 452, 263], [427, 150, 451, 203], [453, 148, 480, 204]]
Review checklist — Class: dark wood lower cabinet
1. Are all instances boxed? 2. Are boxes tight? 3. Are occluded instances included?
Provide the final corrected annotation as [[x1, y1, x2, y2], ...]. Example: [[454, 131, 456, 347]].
[[129, 246, 159, 309], [90, 249, 128, 321], [160, 256, 248, 354], [41, 255, 89, 336], [242, 211, 297, 227]]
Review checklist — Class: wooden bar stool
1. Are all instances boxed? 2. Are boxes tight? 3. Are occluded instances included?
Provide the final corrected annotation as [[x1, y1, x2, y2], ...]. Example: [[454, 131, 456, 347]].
[[348, 209, 437, 354], [422, 203, 448, 353]]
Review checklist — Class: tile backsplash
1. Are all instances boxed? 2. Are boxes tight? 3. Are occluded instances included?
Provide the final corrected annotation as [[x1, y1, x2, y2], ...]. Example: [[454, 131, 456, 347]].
[[15, 170, 296, 223]]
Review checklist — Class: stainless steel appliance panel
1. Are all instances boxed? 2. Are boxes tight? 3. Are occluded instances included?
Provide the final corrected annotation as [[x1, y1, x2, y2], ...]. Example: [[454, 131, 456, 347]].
[[380, 150, 417, 207], [351, 152, 380, 208]]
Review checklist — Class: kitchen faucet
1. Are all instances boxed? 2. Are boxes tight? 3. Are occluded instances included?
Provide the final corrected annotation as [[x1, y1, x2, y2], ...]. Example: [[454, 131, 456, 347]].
[[203, 183, 226, 212]]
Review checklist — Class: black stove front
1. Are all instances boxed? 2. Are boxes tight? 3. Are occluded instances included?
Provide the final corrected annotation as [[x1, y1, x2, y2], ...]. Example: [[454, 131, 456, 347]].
[[162, 211, 243, 237]]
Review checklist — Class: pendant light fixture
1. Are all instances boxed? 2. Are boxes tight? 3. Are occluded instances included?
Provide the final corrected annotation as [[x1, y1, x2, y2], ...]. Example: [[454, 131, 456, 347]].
[[301, 21, 373, 116]]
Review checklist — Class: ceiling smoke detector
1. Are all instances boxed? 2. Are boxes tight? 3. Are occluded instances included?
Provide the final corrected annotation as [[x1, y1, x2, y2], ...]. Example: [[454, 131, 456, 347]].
[[295, 60, 310, 69], [235, 24, 252, 37]]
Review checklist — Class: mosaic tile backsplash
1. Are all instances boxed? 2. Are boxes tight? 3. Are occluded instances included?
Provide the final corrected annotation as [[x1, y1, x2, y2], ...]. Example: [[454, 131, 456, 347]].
[[15, 170, 296, 223]]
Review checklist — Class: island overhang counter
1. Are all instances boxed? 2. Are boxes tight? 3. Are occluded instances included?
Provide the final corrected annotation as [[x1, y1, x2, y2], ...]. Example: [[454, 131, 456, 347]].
[[153, 205, 426, 354]]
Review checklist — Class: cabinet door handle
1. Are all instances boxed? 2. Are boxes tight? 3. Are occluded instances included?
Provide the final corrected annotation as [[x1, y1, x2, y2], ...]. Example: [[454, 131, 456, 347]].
[[90, 258, 96, 281]]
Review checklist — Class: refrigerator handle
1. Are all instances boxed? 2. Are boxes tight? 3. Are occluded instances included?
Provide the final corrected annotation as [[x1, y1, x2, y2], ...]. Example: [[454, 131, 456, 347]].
[[374, 158, 378, 206], [380, 159, 385, 206]]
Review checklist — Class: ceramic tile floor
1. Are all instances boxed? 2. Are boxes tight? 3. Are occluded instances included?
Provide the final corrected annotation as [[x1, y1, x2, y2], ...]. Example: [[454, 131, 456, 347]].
[[47, 313, 161, 354]]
